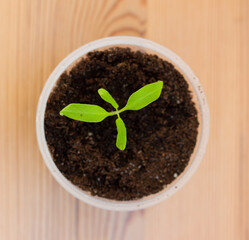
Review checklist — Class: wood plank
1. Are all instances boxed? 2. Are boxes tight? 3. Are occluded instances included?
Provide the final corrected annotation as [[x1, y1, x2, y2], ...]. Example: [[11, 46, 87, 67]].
[[0, 0, 248, 239], [146, 0, 248, 239]]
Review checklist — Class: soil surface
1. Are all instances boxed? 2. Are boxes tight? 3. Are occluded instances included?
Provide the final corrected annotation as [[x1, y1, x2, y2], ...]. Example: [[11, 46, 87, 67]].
[[45, 47, 199, 200]]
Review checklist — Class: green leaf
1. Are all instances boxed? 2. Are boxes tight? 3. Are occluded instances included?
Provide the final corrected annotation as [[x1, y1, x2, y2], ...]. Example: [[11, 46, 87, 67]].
[[98, 88, 119, 109], [123, 81, 163, 111], [115, 117, 127, 150], [60, 104, 109, 122]]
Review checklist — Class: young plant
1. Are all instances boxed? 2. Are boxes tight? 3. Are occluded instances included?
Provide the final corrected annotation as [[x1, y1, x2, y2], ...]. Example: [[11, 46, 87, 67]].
[[60, 81, 163, 150]]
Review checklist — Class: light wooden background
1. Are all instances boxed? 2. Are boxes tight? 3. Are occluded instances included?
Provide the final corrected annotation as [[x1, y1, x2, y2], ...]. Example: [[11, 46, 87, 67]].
[[0, 0, 248, 239]]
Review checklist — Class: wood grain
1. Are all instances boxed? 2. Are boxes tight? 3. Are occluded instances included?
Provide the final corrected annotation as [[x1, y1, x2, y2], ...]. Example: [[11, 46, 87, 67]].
[[0, 0, 248, 239]]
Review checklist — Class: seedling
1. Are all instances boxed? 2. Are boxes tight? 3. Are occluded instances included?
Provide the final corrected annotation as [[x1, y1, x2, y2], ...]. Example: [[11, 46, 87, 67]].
[[60, 81, 163, 150]]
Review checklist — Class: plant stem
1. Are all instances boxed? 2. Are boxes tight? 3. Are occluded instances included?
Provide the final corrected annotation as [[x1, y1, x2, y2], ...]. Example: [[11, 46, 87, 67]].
[[118, 107, 126, 114], [107, 111, 117, 116], [107, 107, 126, 117], [116, 110, 120, 118]]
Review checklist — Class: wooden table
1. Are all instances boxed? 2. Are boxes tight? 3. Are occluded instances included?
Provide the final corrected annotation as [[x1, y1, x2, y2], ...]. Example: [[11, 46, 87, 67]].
[[0, 0, 248, 239]]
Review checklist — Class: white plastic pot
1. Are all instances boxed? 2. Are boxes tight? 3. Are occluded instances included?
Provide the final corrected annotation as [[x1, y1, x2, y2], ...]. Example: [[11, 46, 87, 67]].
[[36, 36, 210, 211]]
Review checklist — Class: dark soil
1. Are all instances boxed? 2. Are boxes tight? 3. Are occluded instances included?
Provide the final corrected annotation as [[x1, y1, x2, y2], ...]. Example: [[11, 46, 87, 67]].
[[44, 47, 199, 200]]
